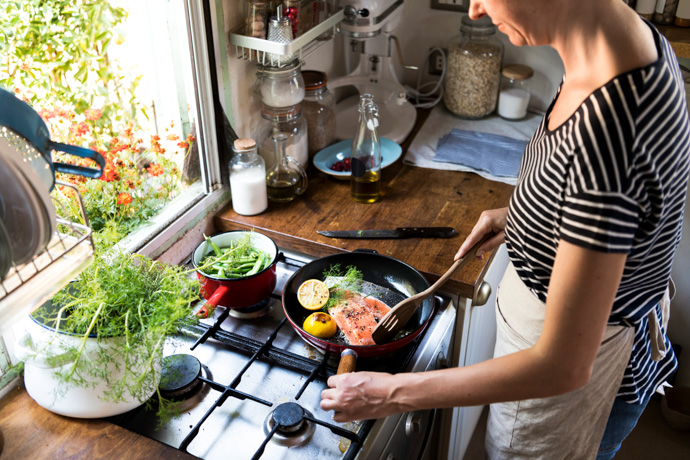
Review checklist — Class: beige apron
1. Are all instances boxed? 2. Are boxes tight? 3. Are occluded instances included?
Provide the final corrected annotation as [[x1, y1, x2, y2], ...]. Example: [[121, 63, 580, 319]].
[[485, 261, 635, 460]]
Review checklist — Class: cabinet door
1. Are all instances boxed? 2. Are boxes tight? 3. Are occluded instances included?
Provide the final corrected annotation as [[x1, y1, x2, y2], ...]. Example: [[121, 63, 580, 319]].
[[447, 244, 509, 460]]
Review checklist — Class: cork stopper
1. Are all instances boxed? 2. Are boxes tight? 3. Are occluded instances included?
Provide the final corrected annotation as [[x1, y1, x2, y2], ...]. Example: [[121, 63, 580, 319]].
[[233, 138, 256, 152], [501, 64, 534, 81]]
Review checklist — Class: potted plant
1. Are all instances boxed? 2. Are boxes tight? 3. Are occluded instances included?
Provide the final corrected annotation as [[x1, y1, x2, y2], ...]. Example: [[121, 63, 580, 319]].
[[15, 251, 200, 419]]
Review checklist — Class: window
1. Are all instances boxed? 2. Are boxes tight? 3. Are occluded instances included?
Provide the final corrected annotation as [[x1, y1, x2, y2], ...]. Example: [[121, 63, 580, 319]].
[[0, 0, 229, 388]]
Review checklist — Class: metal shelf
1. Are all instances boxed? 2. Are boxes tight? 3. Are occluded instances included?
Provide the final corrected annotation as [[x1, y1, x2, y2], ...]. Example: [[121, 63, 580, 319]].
[[228, 10, 344, 67], [0, 181, 94, 331]]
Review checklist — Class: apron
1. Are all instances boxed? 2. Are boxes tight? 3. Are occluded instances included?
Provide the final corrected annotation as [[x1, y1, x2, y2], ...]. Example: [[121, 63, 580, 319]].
[[485, 261, 635, 460]]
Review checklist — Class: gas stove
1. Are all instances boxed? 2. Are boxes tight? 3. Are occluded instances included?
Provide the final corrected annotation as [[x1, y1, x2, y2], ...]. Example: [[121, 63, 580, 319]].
[[107, 249, 456, 460]]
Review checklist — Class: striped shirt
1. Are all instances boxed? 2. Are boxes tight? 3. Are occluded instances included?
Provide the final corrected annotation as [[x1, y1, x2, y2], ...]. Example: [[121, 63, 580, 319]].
[[504, 22, 690, 403]]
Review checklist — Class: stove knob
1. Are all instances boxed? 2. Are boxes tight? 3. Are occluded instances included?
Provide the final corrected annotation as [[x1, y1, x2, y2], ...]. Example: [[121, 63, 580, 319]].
[[436, 351, 449, 369], [405, 412, 422, 436], [473, 281, 492, 307]]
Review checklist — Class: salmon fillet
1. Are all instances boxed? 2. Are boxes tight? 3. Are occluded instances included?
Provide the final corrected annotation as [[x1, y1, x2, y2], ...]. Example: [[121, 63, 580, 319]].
[[329, 292, 391, 346]]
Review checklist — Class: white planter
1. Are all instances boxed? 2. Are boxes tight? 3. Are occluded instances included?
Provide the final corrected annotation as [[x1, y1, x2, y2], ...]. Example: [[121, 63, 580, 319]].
[[15, 314, 161, 418]]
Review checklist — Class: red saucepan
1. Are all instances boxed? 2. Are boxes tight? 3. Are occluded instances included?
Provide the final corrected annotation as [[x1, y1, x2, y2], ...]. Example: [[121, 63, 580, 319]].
[[282, 250, 435, 373], [192, 231, 279, 317]]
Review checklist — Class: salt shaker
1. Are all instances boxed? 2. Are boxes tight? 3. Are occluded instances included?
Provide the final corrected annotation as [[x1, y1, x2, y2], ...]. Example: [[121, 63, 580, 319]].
[[267, 6, 295, 66], [230, 138, 268, 216], [498, 64, 533, 121]]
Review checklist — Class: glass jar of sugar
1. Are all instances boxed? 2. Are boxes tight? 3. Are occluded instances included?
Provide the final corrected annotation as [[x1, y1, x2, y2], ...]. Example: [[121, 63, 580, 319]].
[[498, 64, 533, 121], [255, 61, 305, 108]]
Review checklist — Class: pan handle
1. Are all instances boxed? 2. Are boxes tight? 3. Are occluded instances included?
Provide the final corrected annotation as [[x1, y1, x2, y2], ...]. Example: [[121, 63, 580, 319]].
[[196, 284, 229, 318], [337, 349, 357, 374]]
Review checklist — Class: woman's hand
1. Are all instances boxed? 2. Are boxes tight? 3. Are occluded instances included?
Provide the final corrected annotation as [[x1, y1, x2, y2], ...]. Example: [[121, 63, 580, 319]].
[[321, 371, 402, 423], [455, 208, 509, 261]]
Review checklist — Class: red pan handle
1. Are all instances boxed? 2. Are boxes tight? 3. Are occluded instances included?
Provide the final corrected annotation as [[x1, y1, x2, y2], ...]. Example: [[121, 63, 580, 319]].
[[196, 284, 229, 318], [337, 349, 357, 374]]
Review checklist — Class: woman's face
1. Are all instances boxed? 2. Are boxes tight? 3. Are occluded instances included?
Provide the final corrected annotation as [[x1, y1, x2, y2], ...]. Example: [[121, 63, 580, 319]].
[[469, 0, 547, 47]]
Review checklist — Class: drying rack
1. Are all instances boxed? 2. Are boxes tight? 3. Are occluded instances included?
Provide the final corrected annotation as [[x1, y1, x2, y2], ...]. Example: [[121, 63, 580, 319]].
[[0, 181, 94, 330], [228, 9, 344, 67]]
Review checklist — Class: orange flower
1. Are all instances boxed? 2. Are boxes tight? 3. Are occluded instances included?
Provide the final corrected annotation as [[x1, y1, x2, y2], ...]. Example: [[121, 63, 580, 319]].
[[20, 62, 30, 71], [177, 141, 189, 149], [166, 134, 179, 141], [117, 192, 133, 205], [147, 163, 164, 177], [69, 121, 90, 137], [84, 108, 102, 121], [186, 134, 196, 143]]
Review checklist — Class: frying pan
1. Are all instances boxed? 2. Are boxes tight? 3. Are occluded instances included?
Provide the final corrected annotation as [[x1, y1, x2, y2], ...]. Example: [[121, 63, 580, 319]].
[[282, 250, 435, 373]]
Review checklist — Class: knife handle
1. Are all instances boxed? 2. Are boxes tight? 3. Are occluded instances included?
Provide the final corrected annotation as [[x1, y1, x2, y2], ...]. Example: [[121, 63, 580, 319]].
[[397, 227, 456, 238]]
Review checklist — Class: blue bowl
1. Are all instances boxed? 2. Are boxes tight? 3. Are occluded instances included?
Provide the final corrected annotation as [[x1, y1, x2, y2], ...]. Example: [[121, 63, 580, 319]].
[[313, 138, 402, 180]]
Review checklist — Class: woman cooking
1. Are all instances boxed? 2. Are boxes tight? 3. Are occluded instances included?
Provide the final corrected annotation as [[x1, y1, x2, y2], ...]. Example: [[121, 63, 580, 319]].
[[320, 0, 690, 458]]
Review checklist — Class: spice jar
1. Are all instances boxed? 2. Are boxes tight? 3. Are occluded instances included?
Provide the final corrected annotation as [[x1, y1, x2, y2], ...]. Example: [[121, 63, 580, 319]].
[[302, 70, 336, 159], [245, 0, 269, 39], [498, 64, 533, 121], [654, 0, 679, 24], [255, 61, 305, 107], [258, 103, 309, 171], [229, 138, 268, 216], [443, 15, 504, 119]]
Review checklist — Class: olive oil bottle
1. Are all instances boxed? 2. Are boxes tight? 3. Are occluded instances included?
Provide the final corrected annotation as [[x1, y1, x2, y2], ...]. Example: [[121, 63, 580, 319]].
[[350, 94, 381, 203]]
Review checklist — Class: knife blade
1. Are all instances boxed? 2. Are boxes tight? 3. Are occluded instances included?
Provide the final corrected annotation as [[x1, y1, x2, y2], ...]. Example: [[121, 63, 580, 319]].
[[317, 227, 456, 239]]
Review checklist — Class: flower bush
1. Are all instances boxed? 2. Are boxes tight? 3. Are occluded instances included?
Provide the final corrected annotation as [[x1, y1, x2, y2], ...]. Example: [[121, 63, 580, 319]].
[[44, 106, 195, 251]]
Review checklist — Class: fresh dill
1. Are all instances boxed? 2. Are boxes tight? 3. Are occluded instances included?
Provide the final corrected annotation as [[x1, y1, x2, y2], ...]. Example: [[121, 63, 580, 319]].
[[29, 250, 200, 423], [321, 264, 363, 311]]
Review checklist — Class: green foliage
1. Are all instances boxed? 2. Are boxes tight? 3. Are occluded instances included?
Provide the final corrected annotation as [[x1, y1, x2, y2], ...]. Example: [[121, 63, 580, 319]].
[[31, 251, 201, 419], [322, 265, 364, 311], [0, 0, 142, 137]]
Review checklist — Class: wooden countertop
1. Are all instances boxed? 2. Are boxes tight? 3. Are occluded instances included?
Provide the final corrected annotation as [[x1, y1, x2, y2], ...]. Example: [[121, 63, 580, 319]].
[[0, 386, 197, 460], [215, 109, 515, 300]]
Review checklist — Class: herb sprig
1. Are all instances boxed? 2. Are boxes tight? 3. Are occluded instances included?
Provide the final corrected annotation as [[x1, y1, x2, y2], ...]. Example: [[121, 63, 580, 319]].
[[321, 264, 363, 311]]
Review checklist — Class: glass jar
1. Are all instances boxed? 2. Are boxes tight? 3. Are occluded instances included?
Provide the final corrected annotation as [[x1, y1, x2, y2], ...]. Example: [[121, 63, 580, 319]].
[[302, 70, 336, 159], [266, 133, 308, 202], [350, 94, 381, 204], [654, 0, 679, 24], [245, 0, 269, 39], [258, 103, 309, 171], [255, 61, 305, 107], [229, 138, 268, 216], [443, 15, 504, 119], [498, 64, 533, 121]]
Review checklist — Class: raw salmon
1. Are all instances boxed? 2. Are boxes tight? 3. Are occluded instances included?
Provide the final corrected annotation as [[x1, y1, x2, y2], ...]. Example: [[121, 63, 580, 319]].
[[329, 292, 391, 346]]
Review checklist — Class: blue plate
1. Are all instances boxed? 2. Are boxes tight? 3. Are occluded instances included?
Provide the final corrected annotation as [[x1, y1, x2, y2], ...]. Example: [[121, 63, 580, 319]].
[[313, 138, 402, 180]]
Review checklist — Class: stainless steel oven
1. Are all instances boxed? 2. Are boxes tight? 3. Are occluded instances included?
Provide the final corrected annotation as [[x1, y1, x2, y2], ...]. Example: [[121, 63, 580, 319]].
[[108, 248, 456, 460]]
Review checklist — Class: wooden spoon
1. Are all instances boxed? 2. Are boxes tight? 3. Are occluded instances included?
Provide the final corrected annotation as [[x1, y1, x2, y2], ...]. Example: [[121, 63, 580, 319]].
[[371, 233, 493, 344]]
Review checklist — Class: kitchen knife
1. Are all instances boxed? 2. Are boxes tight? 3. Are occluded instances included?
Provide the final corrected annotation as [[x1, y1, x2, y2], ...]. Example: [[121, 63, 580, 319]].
[[317, 227, 456, 239]]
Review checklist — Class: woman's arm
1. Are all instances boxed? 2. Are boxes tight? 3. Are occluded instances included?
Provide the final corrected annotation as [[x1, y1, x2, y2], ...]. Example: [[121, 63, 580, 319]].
[[321, 240, 628, 423]]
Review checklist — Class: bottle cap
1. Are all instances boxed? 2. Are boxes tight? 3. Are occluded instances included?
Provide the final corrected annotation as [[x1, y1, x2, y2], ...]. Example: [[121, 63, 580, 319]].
[[501, 64, 534, 80], [233, 138, 257, 151]]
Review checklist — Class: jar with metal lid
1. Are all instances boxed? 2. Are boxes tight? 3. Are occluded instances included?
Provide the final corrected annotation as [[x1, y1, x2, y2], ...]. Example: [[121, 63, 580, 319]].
[[257, 103, 309, 171], [498, 64, 533, 121], [302, 70, 336, 159], [255, 61, 305, 107], [229, 138, 268, 216], [443, 15, 504, 119]]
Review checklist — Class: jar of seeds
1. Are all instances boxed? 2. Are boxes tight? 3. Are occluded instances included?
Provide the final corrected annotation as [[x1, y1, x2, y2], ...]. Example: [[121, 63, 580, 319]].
[[443, 15, 503, 119], [302, 70, 336, 159]]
